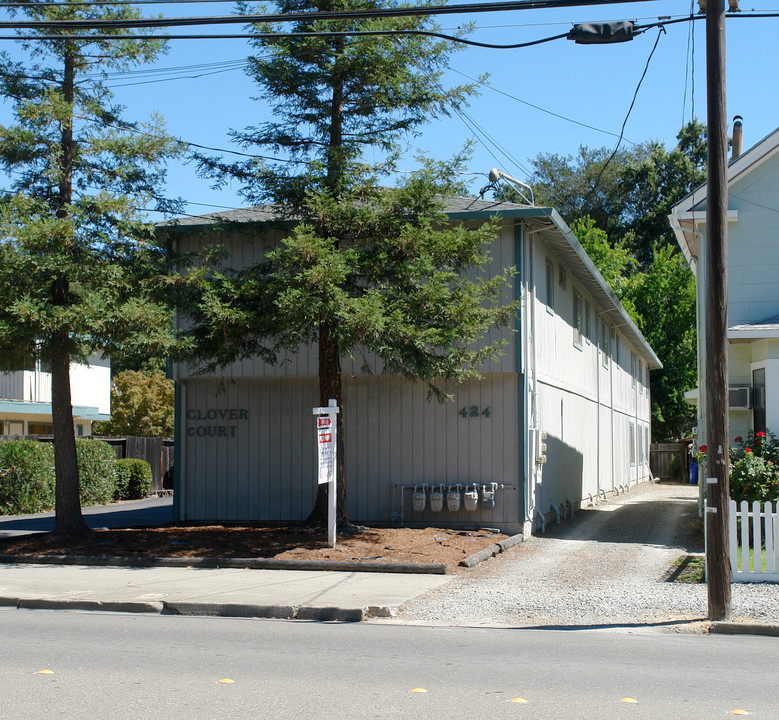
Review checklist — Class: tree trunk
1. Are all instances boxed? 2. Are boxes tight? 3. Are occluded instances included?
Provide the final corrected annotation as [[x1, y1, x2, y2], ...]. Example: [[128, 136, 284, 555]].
[[51, 328, 89, 536], [50, 44, 88, 537], [307, 321, 348, 525]]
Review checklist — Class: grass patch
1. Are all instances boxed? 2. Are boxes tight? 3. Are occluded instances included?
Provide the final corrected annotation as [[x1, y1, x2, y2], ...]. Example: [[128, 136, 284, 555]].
[[668, 555, 705, 583], [736, 546, 767, 572]]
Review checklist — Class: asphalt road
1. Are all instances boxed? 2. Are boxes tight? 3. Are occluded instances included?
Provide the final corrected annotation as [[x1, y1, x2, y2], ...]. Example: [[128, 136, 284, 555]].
[[1, 609, 777, 719]]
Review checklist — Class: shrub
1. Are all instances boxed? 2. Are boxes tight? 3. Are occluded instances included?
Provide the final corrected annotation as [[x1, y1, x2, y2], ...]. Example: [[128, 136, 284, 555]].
[[76, 439, 118, 507], [114, 458, 152, 500], [0, 440, 55, 515], [730, 452, 779, 504]]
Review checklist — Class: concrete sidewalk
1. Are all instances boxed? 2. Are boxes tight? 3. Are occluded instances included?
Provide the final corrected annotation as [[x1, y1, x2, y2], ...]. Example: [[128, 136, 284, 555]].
[[0, 498, 450, 621], [0, 561, 451, 622]]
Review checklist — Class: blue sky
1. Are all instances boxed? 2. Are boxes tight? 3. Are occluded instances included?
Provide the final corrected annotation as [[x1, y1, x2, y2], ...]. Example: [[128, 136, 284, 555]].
[[2, 1, 778, 216]]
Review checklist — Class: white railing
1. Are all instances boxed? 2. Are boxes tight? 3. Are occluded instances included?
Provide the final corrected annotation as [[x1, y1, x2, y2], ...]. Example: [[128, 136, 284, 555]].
[[729, 499, 779, 583]]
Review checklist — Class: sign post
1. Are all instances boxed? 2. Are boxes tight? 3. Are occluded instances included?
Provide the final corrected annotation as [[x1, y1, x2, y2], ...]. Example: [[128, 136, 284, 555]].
[[313, 398, 339, 548]]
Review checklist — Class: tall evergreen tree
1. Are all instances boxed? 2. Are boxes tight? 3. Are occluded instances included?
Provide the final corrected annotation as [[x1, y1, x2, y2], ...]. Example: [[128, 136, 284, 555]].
[[188, 0, 514, 523], [0, 4, 182, 535]]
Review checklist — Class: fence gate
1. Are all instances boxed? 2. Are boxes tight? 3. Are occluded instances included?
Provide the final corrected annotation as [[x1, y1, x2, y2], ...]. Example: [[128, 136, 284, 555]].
[[728, 499, 779, 583]]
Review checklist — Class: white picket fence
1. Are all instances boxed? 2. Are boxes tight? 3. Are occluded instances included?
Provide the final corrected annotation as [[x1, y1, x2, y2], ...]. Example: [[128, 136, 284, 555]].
[[729, 499, 779, 582]]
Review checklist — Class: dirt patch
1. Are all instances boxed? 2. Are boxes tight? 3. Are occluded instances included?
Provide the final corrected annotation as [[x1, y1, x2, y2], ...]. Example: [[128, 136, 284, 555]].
[[0, 525, 510, 574]]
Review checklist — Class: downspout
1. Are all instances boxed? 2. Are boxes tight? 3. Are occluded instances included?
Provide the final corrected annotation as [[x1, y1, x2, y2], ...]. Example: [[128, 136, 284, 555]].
[[528, 229, 540, 525], [610, 334, 615, 493], [515, 223, 528, 527], [596, 319, 601, 500]]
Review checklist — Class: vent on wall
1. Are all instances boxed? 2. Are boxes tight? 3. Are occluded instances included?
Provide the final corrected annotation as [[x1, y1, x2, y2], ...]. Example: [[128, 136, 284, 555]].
[[728, 385, 751, 409]]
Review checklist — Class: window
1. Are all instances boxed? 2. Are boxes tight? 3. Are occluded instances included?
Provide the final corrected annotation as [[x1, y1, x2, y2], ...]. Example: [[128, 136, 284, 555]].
[[638, 425, 643, 466], [638, 359, 644, 394], [601, 320, 609, 368], [584, 299, 591, 343], [28, 423, 53, 435], [573, 288, 583, 348], [614, 333, 620, 366], [546, 259, 555, 313], [631, 352, 636, 387], [753, 367, 766, 435], [630, 422, 636, 466], [558, 264, 567, 291], [645, 426, 650, 463], [76, 424, 85, 437]]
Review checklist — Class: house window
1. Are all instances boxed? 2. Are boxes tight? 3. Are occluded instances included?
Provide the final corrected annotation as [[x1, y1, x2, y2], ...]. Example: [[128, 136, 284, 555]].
[[614, 333, 620, 366], [631, 352, 636, 387], [7, 421, 24, 436], [584, 299, 591, 343], [601, 320, 609, 368], [558, 264, 567, 291], [645, 426, 650, 462], [753, 367, 766, 435], [28, 423, 53, 435], [630, 422, 636, 467], [546, 259, 555, 313], [573, 288, 583, 348], [638, 359, 644, 394], [76, 424, 85, 437]]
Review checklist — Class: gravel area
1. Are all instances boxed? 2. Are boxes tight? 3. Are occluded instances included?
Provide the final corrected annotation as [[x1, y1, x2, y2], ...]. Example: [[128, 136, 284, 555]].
[[397, 482, 779, 630]]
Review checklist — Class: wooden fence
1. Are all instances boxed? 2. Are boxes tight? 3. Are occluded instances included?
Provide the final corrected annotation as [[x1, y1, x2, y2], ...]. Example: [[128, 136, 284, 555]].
[[650, 442, 690, 483], [728, 499, 779, 583]]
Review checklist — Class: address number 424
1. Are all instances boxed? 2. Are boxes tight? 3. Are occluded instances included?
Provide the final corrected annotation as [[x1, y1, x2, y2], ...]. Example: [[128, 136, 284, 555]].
[[459, 406, 490, 418]]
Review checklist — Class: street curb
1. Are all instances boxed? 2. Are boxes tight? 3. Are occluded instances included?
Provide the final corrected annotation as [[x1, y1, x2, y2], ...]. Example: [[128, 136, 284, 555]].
[[16, 598, 164, 614], [1, 594, 374, 622], [459, 532, 524, 568], [0, 553, 447, 575], [710, 622, 779, 637]]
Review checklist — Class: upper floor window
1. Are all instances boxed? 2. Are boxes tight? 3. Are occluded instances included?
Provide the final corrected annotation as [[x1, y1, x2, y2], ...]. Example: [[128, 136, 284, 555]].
[[573, 288, 583, 349], [546, 258, 555, 313], [631, 351, 636, 387], [601, 320, 610, 368], [638, 359, 644, 394], [584, 299, 591, 343], [558, 264, 567, 291]]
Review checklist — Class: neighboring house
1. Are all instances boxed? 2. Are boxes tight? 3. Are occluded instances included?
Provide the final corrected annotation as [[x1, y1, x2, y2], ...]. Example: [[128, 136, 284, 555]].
[[165, 198, 659, 536], [0, 356, 111, 437], [670, 123, 779, 445]]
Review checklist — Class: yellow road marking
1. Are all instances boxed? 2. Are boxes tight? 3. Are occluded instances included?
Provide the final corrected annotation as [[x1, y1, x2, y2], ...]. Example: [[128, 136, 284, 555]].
[[410, 688, 427, 693], [37, 670, 54, 675], [620, 697, 638, 704], [218, 678, 235, 684], [509, 697, 528, 703], [730, 711, 749, 716]]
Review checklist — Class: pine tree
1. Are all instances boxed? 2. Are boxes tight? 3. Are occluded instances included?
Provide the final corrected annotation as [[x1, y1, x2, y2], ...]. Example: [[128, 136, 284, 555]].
[[187, 0, 514, 523], [0, 5, 182, 535]]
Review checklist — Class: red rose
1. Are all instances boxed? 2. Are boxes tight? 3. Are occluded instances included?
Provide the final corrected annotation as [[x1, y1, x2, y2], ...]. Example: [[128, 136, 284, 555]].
[[746, 448, 752, 453], [735, 436, 743, 442], [699, 445, 707, 453], [757, 431, 766, 438]]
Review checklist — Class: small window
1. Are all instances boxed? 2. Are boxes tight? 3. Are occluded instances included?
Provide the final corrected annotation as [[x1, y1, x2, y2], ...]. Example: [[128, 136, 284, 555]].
[[638, 425, 643, 466], [639, 359, 644, 394], [76, 424, 85, 437], [573, 288, 583, 348], [631, 352, 636, 387], [601, 320, 610, 368], [614, 333, 620, 365], [630, 422, 636, 467], [28, 423, 53, 435], [558, 264, 567, 291], [584, 299, 591, 343], [546, 259, 555, 313], [645, 426, 650, 463]]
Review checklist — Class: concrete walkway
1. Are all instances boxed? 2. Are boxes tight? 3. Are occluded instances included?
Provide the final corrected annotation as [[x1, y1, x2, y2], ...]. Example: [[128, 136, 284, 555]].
[[0, 497, 451, 621]]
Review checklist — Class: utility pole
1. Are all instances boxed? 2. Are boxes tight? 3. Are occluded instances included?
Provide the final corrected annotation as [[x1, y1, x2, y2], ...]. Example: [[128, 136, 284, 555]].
[[704, 0, 732, 620]]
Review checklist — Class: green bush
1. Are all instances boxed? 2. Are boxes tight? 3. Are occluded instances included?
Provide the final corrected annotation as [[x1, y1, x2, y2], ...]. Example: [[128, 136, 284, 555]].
[[0, 440, 55, 515], [76, 439, 118, 507], [114, 458, 152, 500], [728, 430, 779, 505]]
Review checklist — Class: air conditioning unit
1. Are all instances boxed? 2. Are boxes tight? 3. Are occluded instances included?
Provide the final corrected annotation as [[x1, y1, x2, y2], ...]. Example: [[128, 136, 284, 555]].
[[728, 385, 751, 409]]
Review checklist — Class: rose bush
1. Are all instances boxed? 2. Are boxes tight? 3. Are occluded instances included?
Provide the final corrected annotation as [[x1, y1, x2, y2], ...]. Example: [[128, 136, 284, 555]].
[[728, 430, 779, 504]]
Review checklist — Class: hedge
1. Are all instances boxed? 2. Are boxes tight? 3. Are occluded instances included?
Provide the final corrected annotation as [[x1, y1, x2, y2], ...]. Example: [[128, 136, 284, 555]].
[[0, 438, 125, 515], [0, 440, 55, 515], [114, 458, 153, 500]]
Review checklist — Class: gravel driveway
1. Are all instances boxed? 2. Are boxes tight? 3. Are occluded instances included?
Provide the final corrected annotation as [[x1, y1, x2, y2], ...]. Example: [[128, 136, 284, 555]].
[[397, 482, 779, 630]]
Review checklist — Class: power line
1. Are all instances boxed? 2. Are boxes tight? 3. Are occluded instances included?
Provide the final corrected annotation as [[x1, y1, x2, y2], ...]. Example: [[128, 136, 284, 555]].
[[576, 26, 664, 220], [448, 67, 635, 145], [0, 0, 665, 26]]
